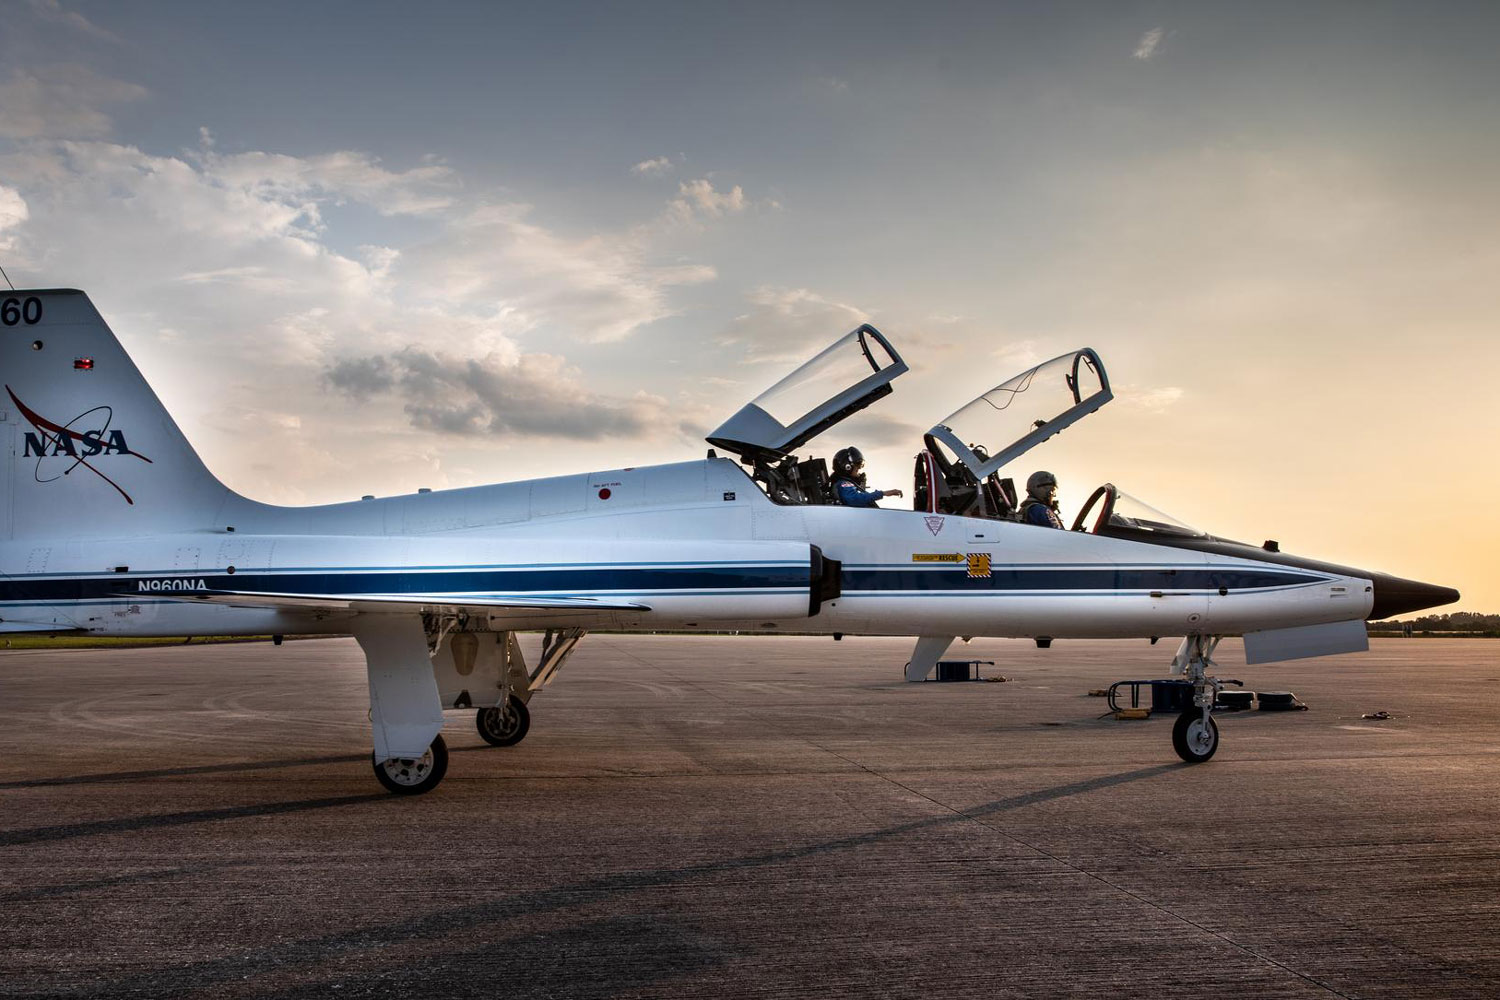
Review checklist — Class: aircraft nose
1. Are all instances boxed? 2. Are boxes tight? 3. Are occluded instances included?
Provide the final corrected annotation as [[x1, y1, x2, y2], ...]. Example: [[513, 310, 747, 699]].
[[1366, 571, 1461, 620]]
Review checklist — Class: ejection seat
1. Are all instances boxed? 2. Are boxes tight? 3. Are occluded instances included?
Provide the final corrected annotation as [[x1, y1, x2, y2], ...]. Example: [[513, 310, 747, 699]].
[[913, 435, 1017, 519]]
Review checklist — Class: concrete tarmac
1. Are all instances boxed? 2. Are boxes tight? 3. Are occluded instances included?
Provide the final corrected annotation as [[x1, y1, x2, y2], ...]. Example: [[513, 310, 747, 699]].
[[2, 634, 1498, 998]]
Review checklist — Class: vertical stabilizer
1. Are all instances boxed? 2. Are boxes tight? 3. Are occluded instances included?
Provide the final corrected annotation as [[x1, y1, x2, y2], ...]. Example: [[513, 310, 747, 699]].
[[0, 289, 237, 539]]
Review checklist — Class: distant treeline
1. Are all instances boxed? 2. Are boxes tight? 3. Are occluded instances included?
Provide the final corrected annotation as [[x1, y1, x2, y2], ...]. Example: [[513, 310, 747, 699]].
[[1369, 612, 1500, 632]]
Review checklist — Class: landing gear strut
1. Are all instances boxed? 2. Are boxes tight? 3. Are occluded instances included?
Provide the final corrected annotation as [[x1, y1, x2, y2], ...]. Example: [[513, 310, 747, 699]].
[[1170, 635, 1223, 764]]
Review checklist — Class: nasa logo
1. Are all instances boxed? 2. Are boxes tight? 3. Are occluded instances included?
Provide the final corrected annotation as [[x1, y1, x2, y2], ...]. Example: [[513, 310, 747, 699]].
[[5, 386, 153, 505], [22, 429, 132, 458], [138, 579, 209, 592]]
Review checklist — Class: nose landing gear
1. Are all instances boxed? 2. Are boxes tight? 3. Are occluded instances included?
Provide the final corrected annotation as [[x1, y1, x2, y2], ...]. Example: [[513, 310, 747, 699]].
[[1170, 635, 1223, 764]]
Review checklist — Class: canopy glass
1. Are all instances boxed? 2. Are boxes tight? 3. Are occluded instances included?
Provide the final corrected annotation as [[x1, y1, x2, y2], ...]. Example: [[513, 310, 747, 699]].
[[927, 348, 1111, 480]]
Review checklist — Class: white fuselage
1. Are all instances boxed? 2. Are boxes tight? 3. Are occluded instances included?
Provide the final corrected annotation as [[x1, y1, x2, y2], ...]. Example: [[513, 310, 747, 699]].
[[0, 458, 1372, 639]]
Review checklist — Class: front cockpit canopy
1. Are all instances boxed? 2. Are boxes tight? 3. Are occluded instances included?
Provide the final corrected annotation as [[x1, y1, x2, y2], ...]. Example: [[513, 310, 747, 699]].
[[927, 348, 1111, 480], [1072, 483, 1206, 537], [707, 325, 907, 462]]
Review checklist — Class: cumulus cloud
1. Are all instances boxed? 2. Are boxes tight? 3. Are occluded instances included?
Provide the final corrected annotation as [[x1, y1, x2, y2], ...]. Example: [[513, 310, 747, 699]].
[[0, 66, 146, 139], [1134, 27, 1165, 61], [719, 286, 871, 363], [325, 347, 675, 440], [631, 156, 674, 176]]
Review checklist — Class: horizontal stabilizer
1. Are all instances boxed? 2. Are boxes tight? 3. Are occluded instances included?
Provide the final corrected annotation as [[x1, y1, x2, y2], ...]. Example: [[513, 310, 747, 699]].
[[139, 589, 650, 619], [0, 621, 87, 634]]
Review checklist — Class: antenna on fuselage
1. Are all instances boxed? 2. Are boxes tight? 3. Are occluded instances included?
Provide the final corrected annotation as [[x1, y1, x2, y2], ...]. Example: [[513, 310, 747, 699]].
[[0, 264, 14, 291]]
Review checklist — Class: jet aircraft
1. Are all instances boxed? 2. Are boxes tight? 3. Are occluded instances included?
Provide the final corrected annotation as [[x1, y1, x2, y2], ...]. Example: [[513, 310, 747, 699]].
[[0, 289, 1458, 793]]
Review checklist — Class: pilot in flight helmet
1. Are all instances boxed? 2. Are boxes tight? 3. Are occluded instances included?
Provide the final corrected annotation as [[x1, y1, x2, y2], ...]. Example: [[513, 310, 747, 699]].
[[833, 446, 864, 478], [1026, 470, 1057, 500]]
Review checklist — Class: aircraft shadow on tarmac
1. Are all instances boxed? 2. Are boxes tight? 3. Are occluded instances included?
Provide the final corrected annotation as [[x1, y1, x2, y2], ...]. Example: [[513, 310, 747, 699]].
[[0, 792, 391, 848], [0, 744, 499, 790], [16, 764, 1177, 997]]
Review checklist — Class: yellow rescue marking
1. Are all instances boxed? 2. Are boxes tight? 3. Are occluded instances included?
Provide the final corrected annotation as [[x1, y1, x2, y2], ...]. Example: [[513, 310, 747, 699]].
[[911, 553, 963, 563], [967, 552, 991, 578]]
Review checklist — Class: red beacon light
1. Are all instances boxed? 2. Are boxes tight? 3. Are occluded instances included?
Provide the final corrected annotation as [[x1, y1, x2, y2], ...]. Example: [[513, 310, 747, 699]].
[[73, 357, 95, 370]]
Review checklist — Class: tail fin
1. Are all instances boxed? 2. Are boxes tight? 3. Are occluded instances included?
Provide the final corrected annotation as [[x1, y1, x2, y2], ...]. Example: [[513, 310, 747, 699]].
[[1, 289, 236, 539]]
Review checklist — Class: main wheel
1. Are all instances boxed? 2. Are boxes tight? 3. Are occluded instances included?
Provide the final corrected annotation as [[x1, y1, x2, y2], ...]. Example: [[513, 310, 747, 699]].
[[476, 696, 530, 747], [373, 733, 449, 795], [1171, 710, 1219, 763]]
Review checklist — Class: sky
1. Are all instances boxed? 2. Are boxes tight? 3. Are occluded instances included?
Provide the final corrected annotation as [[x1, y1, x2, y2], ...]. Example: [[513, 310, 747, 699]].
[[1, 0, 1496, 612]]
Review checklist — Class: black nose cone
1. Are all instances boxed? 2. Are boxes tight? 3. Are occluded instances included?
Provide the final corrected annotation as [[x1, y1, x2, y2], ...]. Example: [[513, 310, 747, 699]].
[[1368, 572, 1461, 620]]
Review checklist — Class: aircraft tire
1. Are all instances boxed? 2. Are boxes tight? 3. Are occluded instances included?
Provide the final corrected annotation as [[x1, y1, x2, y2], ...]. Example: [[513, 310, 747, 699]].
[[476, 696, 530, 747], [1171, 710, 1219, 763], [373, 734, 449, 795]]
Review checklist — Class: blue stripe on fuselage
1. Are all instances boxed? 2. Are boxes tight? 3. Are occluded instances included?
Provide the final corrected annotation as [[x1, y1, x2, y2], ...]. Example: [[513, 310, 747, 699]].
[[0, 564, 1328, 606]]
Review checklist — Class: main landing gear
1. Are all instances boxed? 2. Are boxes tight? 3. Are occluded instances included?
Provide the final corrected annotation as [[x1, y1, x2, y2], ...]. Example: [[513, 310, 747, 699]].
[[1170, 635, 1223, 764], [476, 696, 530, 747], [372, 734, 449, 795], [359, 619, 588, 796]]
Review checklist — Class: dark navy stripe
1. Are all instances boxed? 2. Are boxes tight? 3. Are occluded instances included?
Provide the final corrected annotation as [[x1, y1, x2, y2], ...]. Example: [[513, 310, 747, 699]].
[[841, 568, 1323, 592], [0, 566, 810, 604]]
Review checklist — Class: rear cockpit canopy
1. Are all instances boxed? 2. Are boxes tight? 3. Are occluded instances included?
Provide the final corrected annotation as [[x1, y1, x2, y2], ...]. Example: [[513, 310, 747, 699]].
[[707, 325, 907, 463], [707, 325, 909, 506]]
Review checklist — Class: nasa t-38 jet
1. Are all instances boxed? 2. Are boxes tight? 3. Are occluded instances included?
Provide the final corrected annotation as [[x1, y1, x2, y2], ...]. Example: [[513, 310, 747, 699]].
[[0, 289, 1459, 794]]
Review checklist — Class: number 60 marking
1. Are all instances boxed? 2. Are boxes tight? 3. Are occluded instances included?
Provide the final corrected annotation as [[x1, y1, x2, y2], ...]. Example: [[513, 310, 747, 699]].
[[1, 297, 43, 326]]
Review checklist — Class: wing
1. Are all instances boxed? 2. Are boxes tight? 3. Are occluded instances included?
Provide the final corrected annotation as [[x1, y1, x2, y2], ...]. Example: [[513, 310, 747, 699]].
[[144, 589, 650, 622]]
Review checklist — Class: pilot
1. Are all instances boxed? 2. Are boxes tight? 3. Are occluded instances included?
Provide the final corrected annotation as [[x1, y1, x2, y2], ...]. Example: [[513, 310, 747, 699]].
[[1019, 470, 1064, 528], [831, 447, 903, 508]]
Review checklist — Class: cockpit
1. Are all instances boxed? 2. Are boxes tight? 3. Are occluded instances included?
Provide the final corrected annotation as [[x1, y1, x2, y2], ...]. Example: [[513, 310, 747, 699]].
[[706, 325, 1195, 537]]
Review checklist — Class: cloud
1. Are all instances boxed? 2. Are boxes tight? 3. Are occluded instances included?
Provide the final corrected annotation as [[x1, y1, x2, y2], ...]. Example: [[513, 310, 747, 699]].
[[1133, 27, 1165, 61], [0, 185, 28, 250], [719, 286, 871, 363], [990, 339, 1047, 370], [834, 411, 922, 448], [201, 148, 457, 216], [1116, 385, 1185, 412], [667, 178, 747, 223], [0, 66, 146, 139], [0, 123, 725, 497], [24, 0, 121, 42], [631, 156, 674, 176], [403, 201, 716, 342], [325, 347, 676, 440]]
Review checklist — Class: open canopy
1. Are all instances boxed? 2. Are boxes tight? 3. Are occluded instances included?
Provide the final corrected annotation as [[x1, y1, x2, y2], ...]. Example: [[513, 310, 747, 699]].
[[707, 324, 908, 461], [926, 348, 1111, 480]]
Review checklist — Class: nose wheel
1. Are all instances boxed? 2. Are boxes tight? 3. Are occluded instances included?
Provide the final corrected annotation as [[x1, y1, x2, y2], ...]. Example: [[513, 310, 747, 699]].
[[1171, 709, 1219, 762]]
